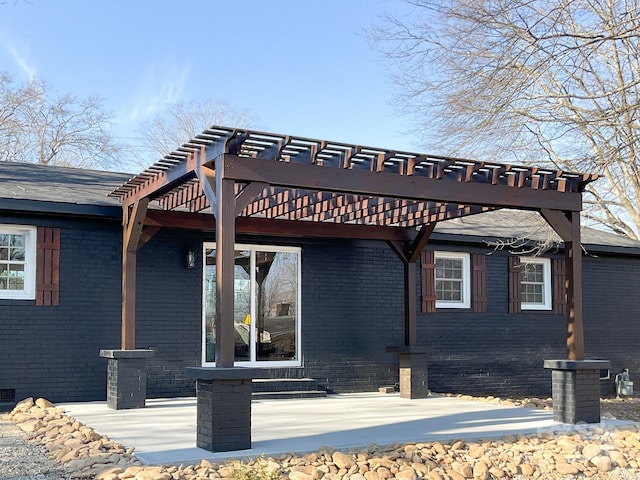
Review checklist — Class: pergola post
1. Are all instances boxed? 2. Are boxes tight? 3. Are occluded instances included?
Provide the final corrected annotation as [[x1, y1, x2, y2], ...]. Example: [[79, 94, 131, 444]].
[[188, 151, 267, 452], [214, 158, 236, 367], [542, 209, 609, 423], [565, 210, 584, 360], [387, 224, 434, 399], [404, 260, 418, 346], [100, 198, 155, 410]]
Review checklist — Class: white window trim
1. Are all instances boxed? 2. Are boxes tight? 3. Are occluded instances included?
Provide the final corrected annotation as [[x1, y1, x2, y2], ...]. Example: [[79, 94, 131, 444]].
[[434, 251, 471, 309], [201, 242, 302, 368], [0, 225, 37, 300], [520, 257, 552, 311]]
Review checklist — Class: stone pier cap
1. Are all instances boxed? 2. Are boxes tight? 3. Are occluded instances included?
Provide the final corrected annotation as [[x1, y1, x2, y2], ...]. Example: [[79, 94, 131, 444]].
[[185, 367, 269, 380], [100, 349, 155, 359], [543, 359, 610, 371]]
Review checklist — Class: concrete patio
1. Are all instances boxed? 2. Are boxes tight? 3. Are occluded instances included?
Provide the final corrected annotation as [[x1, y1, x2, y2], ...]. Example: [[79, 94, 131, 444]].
[[59, 393, 631, 466]]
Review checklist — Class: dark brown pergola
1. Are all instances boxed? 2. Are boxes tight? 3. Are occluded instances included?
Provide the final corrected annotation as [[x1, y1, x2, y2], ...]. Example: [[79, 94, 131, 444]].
[[110, 125, 597, 367]]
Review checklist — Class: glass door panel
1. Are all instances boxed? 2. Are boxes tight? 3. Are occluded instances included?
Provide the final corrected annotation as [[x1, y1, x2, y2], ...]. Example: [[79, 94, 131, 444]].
[[203, 248, 216, 363], [233, 250, 251, 362], [203, 244, 300, 366], [203, 248, 253, 363], [256, 251, 298, 362]]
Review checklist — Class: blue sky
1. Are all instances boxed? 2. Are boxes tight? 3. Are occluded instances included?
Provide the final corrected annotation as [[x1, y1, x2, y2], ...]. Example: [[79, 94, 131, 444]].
[[0, 0, 419, 172]]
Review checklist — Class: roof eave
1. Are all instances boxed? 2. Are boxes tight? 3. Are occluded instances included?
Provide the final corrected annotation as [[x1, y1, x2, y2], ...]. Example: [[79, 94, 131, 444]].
[[0, 198, 122, 219]]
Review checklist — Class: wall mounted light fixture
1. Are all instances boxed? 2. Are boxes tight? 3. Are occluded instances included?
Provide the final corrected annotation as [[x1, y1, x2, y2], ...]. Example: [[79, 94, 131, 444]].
[[186, 250, 196, 269]]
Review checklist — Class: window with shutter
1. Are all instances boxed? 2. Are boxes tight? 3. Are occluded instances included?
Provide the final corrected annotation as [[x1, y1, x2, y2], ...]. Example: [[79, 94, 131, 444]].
[[421, 251, 485, 312], [36, 227, 60, 306]]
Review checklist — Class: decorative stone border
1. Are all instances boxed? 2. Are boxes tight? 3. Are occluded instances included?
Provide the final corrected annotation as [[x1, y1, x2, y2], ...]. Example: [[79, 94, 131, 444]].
[[3, 395, 640, 480], [2, 397, 141, 478]]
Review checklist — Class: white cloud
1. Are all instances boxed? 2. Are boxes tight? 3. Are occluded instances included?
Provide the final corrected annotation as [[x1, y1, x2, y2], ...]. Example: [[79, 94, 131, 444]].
[[0, 32, 37, 81], [126, 64, 190, 123], [8, 45, 36, 81]]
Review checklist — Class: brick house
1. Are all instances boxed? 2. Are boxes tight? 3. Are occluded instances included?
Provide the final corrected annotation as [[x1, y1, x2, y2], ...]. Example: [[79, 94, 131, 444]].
[[1, 153, 638, 409]]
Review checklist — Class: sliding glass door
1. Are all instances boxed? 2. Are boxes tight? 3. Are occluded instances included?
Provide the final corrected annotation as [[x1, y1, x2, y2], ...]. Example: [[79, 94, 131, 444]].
[[203, 243, 301, 366]]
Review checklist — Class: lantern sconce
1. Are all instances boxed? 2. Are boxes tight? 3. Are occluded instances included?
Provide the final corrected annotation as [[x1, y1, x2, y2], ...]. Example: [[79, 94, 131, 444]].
[[186, 250, 197, 269]]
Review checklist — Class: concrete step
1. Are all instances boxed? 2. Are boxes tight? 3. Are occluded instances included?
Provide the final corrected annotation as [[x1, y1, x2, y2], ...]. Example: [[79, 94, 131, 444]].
[[252, 378, 327, 399], [252, 390, 327, 399], [252, 378, 323, 392]]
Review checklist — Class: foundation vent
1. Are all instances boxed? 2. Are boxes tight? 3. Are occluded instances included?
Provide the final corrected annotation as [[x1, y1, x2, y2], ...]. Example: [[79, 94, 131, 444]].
[[0, 388, 16, 404]]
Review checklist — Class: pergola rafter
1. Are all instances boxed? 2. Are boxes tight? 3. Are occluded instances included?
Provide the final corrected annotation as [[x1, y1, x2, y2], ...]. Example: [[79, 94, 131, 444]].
[[110, 125, 598, 364]]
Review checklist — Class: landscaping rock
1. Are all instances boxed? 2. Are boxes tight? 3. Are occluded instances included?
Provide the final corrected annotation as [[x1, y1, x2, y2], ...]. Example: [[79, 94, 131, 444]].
[[332, 451, 356, 469], [6, 394, 640, 480]]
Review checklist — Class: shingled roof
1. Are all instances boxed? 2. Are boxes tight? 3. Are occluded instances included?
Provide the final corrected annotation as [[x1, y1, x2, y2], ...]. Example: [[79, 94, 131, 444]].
[[433, 209, 640, 254], [0, 161, 127, 217], [0, 161, 638, 254]]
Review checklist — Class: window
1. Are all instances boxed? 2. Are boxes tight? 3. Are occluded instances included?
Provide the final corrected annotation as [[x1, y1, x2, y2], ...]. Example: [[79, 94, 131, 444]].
[[434, 251, 470, 309], [202, 243, 301, 367], [0, 225, 36, 300], [421, 251, 485, 313], [520, 257, 552, 310]]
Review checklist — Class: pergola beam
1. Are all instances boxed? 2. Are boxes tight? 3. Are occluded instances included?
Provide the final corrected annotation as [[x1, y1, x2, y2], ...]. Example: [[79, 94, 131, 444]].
[[221, 154, 583, 212], [143, 209, 417, 241]]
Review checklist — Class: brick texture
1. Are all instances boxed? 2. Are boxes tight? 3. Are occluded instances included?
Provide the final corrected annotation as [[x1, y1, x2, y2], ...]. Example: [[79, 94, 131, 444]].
[[0, 215, 122, 403], [1, 214, 638, 402], [0, 215, 206, 403], [423, 243, 567, 398], [106, 357, 148, 409], [135, 228, 205, 399], [550, 368, 602, 423], [296, 240, 404, 393], [398, 352, 428, 399], [196, 379, 253, 451]]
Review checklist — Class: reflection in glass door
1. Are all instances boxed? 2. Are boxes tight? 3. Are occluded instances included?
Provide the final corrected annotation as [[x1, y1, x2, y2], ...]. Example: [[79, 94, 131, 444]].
[[255, 250, 298, 361], [203, 244, 300, 366]]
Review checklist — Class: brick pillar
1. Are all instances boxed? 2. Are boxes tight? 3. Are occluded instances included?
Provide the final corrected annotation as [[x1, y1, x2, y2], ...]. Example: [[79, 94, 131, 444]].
[[544, 359, 610, 424], [186, 367, 268, 452], [386, 346, 429, 399], [100, 349, 155, 410]]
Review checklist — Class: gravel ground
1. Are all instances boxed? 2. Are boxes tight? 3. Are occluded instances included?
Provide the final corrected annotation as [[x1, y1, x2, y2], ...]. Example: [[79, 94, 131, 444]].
[[601, 397, 640, 423], [0, 416, 71, 480], [1, 397, 640, 480]]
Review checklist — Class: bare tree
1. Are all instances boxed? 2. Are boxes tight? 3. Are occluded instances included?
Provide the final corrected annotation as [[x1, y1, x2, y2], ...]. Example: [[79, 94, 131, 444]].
[[0, 72, 122, 168], [372, 0, 640, 239], [136, 99, 260, 167]]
